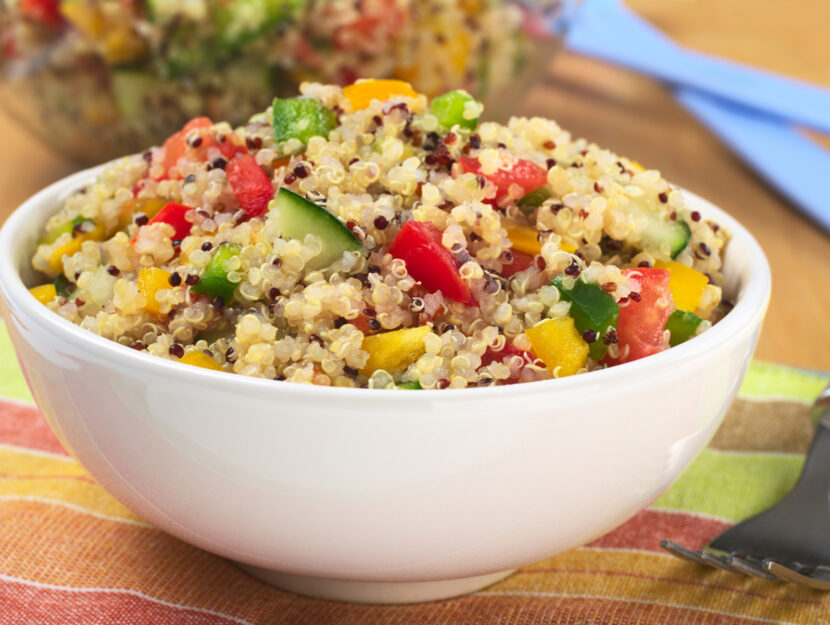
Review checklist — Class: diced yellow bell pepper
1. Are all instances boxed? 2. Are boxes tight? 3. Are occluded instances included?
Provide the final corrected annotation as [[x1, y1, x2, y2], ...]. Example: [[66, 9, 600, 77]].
[[448, 30, 471, 77], [29, 284, 57, 305], [60, 2, 105, 37], [119, 197, 168, 228], [179, 350, 224, 371], [343, 80, 419, 112], [524, 317, 589, 378], [137, 267, 171, 318], [505, 222, 576, 255], [102, 25, 146, 65], [47, 222, 107, 274], [654, 260, 708, 313], [505, 223, 541, 256], [360, 325, 430, 375]]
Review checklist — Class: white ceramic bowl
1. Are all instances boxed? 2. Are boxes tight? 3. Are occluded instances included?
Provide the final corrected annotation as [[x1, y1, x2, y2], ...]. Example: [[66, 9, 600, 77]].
[[0, 166, 770, 604]]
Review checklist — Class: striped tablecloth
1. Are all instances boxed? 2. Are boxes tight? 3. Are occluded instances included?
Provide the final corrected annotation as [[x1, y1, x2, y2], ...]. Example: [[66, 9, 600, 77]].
[[1, 321, 828, 624]]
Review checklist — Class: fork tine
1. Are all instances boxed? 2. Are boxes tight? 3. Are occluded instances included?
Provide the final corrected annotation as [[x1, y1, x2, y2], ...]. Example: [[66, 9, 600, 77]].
[[698, 550, 745, 574], [729, 555, 784, 581], [660, 540, 716, 568], [767, 562, 830, 591]]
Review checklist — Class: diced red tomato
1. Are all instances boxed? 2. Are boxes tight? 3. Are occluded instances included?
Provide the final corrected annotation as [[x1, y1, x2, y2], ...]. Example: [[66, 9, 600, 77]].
[[160, 117, 246, 178], [458, 156, 547, 206], [501, 251, 534, 277], [605, 268, 674, 365], [333, 0, 407, 51], [480, 342, 534, 384], [389, 221, 476, 306], [20, 0, 63, 26], [225, 155, 274, 218], [145, 202, 194, 242]]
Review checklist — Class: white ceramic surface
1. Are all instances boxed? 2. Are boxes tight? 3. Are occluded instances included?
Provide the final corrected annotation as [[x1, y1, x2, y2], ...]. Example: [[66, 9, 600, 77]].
[[0, 166, 771, 604]]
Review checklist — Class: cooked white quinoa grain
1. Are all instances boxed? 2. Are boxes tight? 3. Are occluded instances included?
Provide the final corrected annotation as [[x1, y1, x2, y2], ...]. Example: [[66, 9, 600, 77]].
[[30, 81, 730, 389]]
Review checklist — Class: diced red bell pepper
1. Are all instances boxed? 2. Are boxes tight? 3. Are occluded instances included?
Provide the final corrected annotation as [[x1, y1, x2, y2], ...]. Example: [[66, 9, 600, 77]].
[[480, 342, 533, 384], [226, 155, 274, 218], [146, 201, 194, 242], [604, 267, 674, 365], [458, 156, 547, 206], [160, 117, 246, 178], [501, 250, 534, 277], [20, 0, 63, 26], [388, 221, 475, 306]]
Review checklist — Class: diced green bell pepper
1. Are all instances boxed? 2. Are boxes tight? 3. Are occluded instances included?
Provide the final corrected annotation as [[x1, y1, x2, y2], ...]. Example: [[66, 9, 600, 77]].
[[191, 242, 241, 303], [40, 216, 95, 246], [553, 274, 620, 361], [429, 90, 481, 131], [54, 274, 76, 298], [272, 97, 336, 145], [396, 380, 422, 390], [665, 310, 703, 347], [518, 187, 551, 214]]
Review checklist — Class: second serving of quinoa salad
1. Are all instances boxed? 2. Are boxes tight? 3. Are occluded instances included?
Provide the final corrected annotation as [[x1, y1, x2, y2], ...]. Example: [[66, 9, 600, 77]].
[[29, 79, 731, 389]]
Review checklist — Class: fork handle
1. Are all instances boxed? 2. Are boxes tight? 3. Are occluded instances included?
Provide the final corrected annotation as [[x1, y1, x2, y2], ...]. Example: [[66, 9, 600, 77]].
[[793, 397, 830, 504]]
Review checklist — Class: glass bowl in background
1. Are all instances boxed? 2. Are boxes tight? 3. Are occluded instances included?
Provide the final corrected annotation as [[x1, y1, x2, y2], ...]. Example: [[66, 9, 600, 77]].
[[0, 0, 578, 165]]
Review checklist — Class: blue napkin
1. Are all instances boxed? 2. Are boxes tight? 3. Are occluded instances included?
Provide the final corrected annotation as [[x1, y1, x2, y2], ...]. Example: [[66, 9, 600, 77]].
[[564, 0, 830, 233]]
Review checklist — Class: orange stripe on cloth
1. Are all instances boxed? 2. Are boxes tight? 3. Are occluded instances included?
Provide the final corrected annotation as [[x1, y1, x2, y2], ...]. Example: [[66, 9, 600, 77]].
[[0, 398, 68, 456], [0, 573, 800, 625], [0, 575, 254, 625], [2, 500, 828, 625], [0, 447, 142, 523]]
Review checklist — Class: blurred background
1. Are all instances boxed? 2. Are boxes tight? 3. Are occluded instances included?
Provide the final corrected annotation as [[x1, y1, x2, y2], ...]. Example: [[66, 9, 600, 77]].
[[0, 0, 828, 369]]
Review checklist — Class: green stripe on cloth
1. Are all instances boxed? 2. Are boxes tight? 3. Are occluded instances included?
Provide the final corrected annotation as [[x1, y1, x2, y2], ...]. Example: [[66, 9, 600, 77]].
[[0, 321, 33, 404], [653, 448, 804, 521], [739, 360, 829, 404]]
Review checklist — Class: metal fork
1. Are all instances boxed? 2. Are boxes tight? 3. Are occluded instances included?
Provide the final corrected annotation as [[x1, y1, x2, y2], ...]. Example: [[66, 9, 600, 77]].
[[660, 383, 830, 590]]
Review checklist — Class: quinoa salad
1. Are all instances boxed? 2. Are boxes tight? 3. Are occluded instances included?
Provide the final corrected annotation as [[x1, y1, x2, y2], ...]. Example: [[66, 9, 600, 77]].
[[1, 0, 567, 163], [28, 79, 731, 389]]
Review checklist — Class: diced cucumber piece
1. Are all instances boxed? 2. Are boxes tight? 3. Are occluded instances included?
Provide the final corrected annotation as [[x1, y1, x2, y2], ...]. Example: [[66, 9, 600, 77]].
[[396, 380, 422, 390], [191, 242, 241, 303], [624, 197, 691, 259], [430, 90, 481, 130], [665, 310, 703, 347], [271, 188, 362, 270], [111, 71, 160, 120], [145, 0, 208, 23], [39, 216, 95, 246], [272, 97, 336, 145], [215, 0, 302, 49], [553, 274, 619, 361]]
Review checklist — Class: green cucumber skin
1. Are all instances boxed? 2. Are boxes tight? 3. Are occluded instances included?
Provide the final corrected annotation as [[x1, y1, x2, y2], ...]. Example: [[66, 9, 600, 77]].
[[624, 197, 691, 259], [272, 188, 362, 269], [40, 216, 94, 246]]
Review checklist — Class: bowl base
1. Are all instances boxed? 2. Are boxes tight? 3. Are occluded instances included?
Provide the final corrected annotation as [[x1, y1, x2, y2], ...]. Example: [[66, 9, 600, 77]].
[[236, 564, 516, 604]]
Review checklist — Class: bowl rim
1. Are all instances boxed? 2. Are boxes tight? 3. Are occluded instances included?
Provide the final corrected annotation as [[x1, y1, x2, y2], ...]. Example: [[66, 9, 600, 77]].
[[0, 163, 772, 401]]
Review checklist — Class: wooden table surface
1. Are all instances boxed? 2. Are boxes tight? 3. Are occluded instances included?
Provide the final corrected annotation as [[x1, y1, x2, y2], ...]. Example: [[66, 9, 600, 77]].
[[1, 0, 829, 370]]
